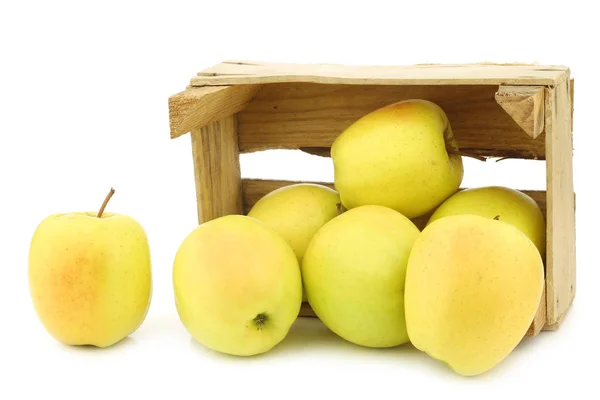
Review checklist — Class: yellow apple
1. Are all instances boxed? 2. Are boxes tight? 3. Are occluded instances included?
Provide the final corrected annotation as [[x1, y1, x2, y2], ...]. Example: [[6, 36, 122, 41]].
[[330, 99, 464, 218], [302, 205, 420, 348], [426, 185, 546, 257], [173, 214, 302, 356], [248, 183, 340, 263], [247, 183, 341, 301], [28, 189, 152, 348], [405, 214, 545, 377]]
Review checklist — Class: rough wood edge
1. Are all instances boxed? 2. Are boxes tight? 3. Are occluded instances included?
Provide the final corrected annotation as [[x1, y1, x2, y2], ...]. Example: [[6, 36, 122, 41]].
[[293, 147, 545, 161], [169, 85, 259, 139], [541, 297, 574, 331], [570, 78, 575, 132], [235, 81, 546, 161], [189, 60, 569, 87], [495, 85, 545, 139], [526, 285, 547, 337], [544, 78, 576, 328], [241, 178, 546, 220]]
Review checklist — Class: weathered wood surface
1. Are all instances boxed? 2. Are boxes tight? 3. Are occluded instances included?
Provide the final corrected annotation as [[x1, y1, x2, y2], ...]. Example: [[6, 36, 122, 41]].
[[544, 79, 576, 326], [237, 83, 547, 160], [241, 178, 547, 229], [495, 85, 545, 139], [190, 116, 242, 223], [169, 85, 259, 138], [190, 60, 570, 86]]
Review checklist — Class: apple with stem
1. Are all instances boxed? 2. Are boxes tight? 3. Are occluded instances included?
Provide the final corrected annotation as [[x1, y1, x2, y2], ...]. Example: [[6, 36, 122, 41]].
[[28, 188, 152, 348]]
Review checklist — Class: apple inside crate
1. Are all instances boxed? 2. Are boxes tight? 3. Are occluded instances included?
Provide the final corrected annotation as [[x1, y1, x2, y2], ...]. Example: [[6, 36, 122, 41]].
[[168, 60, 575, 338]]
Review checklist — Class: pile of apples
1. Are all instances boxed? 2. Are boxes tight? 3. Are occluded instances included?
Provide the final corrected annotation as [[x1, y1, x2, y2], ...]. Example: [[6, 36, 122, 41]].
[[28, 99, 546, 377]]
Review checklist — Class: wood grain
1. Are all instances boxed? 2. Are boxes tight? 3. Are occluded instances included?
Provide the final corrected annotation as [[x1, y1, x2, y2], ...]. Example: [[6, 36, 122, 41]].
[[191, 116, 242, 223], [544, 79, 576, 326], [570, 78, 575, 133], [190, 60, 570, 86], [526, 285, 547, 337], [299, 302, 316, 318], [237, 83, 546, 160], [241, 178, 547, 228], [495, 86, 545, 139], [169, 85, 259, 138]]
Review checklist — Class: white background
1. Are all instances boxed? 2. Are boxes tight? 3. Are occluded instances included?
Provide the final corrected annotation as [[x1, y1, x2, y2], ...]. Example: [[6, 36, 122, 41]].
[[1, 1, 597, 398]]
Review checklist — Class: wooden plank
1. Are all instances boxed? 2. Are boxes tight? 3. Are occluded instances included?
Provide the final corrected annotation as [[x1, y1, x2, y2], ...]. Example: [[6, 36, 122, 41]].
[[300, 297, 545, 337], [241, 178, 547, 229], [190, 60, 570, 87], [246, 179, 548, 336], [265, 176, 548, 336], [570, 78, 575, 133], [526, 285, 547, 337], [544, 79, 576, 326], [299, 302, 316, 318], [495, 86, 545, 139], [191, 116, 242, 223], [237, 83, 546, 160], [541, 303, 572, 331], [169, 85, 259, 138]]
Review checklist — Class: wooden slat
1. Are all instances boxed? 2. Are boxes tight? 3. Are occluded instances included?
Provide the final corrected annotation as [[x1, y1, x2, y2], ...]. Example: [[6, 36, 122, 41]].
[[241, 178, 547, 229], [237, 83, 546, 160], [168, 85, 259, 138], [526, 285, 547, 337], [191, 116, 242, 223], [542, 304, 572, 331], [190, 60, 570, 86], [495, 86, 545, 139], [544, 79, 576, 325], [300, 298, 546, 338], [299, 302, 316, 318], [252, 178, 548, 337], [570, 78, 575, 133], [242, 179, 546, 336]]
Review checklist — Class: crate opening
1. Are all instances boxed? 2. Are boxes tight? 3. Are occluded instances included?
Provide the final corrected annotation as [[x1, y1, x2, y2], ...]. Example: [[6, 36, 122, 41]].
[[240, 149, 546, 192], [240, 148, 547, 235]]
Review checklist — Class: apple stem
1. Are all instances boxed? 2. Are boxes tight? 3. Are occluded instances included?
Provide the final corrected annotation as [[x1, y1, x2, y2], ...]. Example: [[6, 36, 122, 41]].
[[336, 203, 343, 216], [97, 188, 115, 218]]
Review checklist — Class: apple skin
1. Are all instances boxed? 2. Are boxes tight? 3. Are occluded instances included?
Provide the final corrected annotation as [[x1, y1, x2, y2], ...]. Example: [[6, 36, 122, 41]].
[[173, 215, 302, 356], [28, 212, 152, 348], [302, 205, 420, 348], [426, 186, 546, 258], [330, 99, 464, 219], [247, 183, 341, 301], [247, 183, 340, 264], [405, 214, 544, 377]]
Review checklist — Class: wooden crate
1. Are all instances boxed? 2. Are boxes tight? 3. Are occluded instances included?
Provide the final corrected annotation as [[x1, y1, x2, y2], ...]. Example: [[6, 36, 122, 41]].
[[168, 60, 576, 337]]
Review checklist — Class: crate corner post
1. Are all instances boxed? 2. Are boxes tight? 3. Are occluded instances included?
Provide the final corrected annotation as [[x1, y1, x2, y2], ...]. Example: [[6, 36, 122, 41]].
[[494, 85, 546, 139], [168, 79, 259, 224], [544, 76, 576, 331], [190, 115, 243, 224]]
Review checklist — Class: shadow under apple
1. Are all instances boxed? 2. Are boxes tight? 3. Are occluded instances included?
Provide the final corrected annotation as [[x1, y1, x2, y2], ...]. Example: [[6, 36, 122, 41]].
[[58, 336, 136, 353], [187, 316, 461, 378]]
